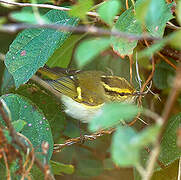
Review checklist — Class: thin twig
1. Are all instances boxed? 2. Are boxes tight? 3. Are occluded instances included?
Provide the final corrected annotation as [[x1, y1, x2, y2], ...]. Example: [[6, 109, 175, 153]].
[[2, 150, 11, 180], [0, 0, 99, 18], [129, 54, 133, 85], [178, 157, 181, 180], [0, 100, 55, 180], [19, 133, 35, 180], [143, 144, 160, 180], [157, 52, 176, 70], [0, 23, 160, 41], [53, 128, 115, 153]]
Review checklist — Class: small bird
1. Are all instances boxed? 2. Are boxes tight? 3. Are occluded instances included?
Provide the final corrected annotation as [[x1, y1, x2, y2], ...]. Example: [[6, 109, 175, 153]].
[[38, 66, 139, 123]]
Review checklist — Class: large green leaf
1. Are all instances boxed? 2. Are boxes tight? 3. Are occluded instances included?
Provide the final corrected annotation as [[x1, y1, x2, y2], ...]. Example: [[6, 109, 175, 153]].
[[5, 10, 78, 88], [111, 127, 139, 166], [145, 0, 173, 37], [111, 125, 160, 167], [159, 113, 181, 166], [0, 94, 53, 160], [12, 83, 66, 142], [111, 8, 142, 56]]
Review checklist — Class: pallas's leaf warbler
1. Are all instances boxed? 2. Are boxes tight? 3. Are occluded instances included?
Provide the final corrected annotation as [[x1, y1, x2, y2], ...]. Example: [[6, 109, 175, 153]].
[[38, 66, 139, 123]]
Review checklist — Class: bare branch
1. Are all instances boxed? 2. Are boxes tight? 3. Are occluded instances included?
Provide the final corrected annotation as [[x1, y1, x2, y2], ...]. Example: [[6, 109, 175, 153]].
[[0, 23, 160, 41], [53, 128, 115, 153], [0, 0, 99, 18]]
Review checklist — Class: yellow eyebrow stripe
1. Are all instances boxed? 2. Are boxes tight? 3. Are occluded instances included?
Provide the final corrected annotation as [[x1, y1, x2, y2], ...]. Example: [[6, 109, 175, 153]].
[[102, 83, 133, 94]]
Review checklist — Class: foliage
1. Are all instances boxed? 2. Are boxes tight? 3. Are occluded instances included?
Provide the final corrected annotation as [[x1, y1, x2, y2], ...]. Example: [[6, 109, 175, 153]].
[[0, 0, 181, 179]]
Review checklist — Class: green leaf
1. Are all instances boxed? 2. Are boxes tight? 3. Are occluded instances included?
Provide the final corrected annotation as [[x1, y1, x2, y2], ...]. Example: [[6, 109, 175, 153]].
[[89, 103, 140, 132], [5, 10, 78, 88], [10, 11, 49, 24], [159, 113, 181, 166], [145, 0, 173, 37], [111, 126, 139, 166], [177, 1, 181, 25], [12, 83, 66, 142], [153, 60, 175, 90], [1, 68, 15, 94], [12, 119, 27, 132], [75, 37, 111, 68], [132, 125, 161, 147], [50, 160, 74, 175], [47, 34, 84, 68], [168, 30, 181, 50], [98, 0, 121, 26], [69, 0, 93, 21], [111, 124, 161, 167], [111, 8, 142, 56], [0, 94, 53, 160], [135, 0, 151, 23]]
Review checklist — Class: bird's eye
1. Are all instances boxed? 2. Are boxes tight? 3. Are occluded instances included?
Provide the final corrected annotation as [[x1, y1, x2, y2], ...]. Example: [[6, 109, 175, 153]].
[[119, 93, 125, 96]]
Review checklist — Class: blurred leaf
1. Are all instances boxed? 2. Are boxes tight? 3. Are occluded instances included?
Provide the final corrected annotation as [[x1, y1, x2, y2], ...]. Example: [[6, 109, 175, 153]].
[[98, 0, 121, 26], [153, 60, 175, 90], [10, 11, 49, 24], [168, 30, 181, 50], [75, 37, 111, 68], [12, 119, 27, 132], [5, 10, 78, 88], [132, 125, 161, 147], [159, 113, 181, 166], [69, 0, 93, 21], [50, 160, 74, 175], [112, 124, 160, 167], [1, 68, 15, 94], [138, 38, 168, 58], [89, 103, 140, 132], [0, 94, 53, 160], [111, 126, 139, 166], [177, 1, 181, 25], [135, 0, 151, 23], [111, 8, 142, 56], [47, 34, 84, 68], [145, 0, 173, 37]]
